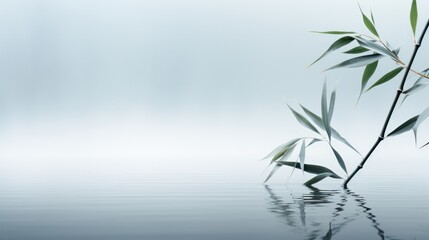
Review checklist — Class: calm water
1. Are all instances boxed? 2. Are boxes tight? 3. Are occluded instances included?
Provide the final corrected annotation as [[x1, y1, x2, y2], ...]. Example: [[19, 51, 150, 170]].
[[1, 169, 428, 240]]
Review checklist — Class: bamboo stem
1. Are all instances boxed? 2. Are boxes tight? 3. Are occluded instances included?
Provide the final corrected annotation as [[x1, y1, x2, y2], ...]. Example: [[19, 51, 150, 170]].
[[343, 18, 429, 188]]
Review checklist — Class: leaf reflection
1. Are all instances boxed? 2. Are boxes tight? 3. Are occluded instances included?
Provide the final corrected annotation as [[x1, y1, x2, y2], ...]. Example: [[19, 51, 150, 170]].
[[264, 186, 405, 240]]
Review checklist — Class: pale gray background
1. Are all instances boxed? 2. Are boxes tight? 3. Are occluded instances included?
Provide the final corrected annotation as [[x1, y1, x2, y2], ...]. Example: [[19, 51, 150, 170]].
[[0, 0, 428, 186]]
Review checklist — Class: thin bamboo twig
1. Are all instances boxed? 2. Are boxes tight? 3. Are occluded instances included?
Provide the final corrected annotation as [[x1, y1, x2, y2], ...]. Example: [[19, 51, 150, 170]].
[[343, 18, 429, 188]]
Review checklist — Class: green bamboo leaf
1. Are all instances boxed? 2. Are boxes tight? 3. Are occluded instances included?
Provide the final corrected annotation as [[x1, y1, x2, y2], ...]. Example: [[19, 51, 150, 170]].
[[343, 46, 369, 54], [413, 107, 429, 144], [420, 141, 429, 149], [309, 36, 355, 66], [326, 53, 383, 71], [387, 115, 419, 137], [288, 105, 320, 134], [359, 6, 379, 37], [277, 161, 342, 179], [358, 61, 378, 100], [366, 67, 404, 92], [370, 10, 376, 24], [410, 0, 418, 38], [262, 138, 301, 160], [403, 68, 429, 95], [278, 143, 298, 162], [403, 82, 429, 96], [331, 146, 347, 174], [331, 130, 361, 156], [304, 173, 334, 186], [299, 140, 306, 174], [328, 88, 336, 124], [307, 138, 322, 147], [322, 81, 331, 141], [354, 37, 398, 60], [264, 163, 282, 183], [300, 105, 361, 155], [311, 31, 356, 35]]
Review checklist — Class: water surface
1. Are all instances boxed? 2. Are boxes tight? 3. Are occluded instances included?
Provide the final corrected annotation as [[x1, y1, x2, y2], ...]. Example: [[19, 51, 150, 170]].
[[1, 169, 428, 240]]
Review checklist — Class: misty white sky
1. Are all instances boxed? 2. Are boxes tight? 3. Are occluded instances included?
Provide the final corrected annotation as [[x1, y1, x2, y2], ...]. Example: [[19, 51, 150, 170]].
[[0, 0, 428, 185]]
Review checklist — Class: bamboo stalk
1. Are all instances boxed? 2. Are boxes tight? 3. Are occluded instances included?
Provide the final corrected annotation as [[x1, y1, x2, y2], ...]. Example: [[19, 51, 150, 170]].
[[343, 18, 429, 188]]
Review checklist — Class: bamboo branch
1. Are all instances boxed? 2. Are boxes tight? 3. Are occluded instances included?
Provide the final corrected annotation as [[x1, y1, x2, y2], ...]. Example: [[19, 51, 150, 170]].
[[343, 18, 429, 188]]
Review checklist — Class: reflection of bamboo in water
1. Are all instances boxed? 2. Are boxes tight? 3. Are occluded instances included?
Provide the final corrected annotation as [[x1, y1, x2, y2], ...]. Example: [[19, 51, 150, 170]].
[[264, 186, 405, 240]]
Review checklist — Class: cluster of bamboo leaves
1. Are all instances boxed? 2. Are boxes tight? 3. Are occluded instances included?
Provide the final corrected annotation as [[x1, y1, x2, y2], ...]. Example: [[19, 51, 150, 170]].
[[264, 0, 429, 185]]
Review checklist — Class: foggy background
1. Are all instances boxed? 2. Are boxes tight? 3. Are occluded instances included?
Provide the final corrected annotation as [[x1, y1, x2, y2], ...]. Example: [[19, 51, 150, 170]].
[[1, 0, 428, 186]]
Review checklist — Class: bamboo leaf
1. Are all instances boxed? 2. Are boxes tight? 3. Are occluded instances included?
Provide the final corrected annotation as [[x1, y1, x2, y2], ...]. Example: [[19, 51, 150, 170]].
[[300, 105, 361, 155], [359, 6, 379, 37], [343, 46, 369, 54], [387, 115, 419, 137], [410, 0, 418, 38], [322, 81, 331, 141], [307, 138, 322, 147], [331, 130, 361, 156], [403, 68, 429, 96], [366, 67, 404, 92], [309, 36, 355, 66], [288, 105, 320, 134], [299, 140, 306, 174], [262, 138, 301, 161], [300, 105, 324, 129], [403, 82, 429, 96], [328, 88, 336, 124], [331, 146, 347, 173], [278, 143, 298, 162], [277, 161, 342, 179], [358, 61, 378, 101], [413, 107, 429, 144], [304, 173, 334, 186], [326, 53, 383, 71], [370, 10, 376, 24], [354, 37, 398, 60], [311, 31, 356, 35], [264, 164, 282, 183]]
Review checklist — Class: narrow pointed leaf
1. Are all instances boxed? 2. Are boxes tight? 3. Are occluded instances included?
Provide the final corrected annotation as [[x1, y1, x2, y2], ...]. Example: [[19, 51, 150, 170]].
[[326, 53, 383, 71], [300, 105, 324, 129], [366, 67, 404, 92], [277, 161, 342, 179], [300, 105, 361, 155], [278, 143, 298, 162], [264, 164, 282, 183], [311, 31, 356, 35], [359, 61, 378, 99], [343, 46, 369, 54], [309, 36, 355, 66], [331, 146, 347, 173], [370, 10, 376, 24], [403, 68, 429, 96], [403, 82, 428, 96], [304, 173, 334, 186], [299, 140, 306, 174], [262, 138, 301, 160], [387, 115, 419, 137], [410, 0, 418, 38], [355, 37, 398, 60], [322, 81, 331, 141], [307, 138, 322, 147], [288, 105, 320, 134], [413, 107, 429, 144], [331, 130, 361, 156], [328, 88, 336, 123], [359, 6, 379, 37]]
